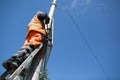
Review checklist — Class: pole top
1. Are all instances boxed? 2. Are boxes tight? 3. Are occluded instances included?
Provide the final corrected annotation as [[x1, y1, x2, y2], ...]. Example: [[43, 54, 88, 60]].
[[52, 0, 57, 6], [53, 0, 56, 3]]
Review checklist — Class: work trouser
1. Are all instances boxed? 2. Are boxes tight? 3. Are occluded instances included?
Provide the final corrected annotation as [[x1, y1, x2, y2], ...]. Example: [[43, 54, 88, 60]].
[[3, 31, 44, 70], [2, 44, 34, 70]]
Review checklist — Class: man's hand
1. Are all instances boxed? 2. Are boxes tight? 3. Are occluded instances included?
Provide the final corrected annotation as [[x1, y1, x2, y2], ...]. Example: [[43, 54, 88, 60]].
[[37, 12, 50, 24]]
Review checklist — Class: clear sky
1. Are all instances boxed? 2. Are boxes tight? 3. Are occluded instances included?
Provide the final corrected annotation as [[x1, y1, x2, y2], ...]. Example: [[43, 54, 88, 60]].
[[0, 0, 120, 80]]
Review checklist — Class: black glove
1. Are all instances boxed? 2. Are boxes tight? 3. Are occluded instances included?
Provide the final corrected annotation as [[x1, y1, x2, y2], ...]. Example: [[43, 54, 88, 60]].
[[45, 15, 50, 24], [37, 13, 50, 24]]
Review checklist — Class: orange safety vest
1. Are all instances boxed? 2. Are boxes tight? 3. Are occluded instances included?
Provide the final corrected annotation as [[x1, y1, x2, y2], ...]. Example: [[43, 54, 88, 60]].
[[22, 11, 46, 48]]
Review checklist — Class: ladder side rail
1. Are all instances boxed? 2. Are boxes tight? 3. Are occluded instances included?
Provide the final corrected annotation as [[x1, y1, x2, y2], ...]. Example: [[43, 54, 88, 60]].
[[27, 43, 47, 80], [31, 57, 44, 80], [6, 43, 43, 80]]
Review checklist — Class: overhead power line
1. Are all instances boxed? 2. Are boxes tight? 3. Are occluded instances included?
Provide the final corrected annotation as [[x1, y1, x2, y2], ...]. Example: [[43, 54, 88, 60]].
[[60, 0, 110, 80]]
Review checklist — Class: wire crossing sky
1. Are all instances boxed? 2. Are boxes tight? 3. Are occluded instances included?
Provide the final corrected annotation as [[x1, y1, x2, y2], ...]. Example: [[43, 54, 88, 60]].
[[0, 0, 120, 80], [60, 0, 111, 80]]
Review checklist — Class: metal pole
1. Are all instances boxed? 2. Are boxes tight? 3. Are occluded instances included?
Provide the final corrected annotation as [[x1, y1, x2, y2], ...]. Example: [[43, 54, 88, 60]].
[[48, 0, 56, 26], [31, 0, 56, 80], [47, 0, 56, 46]]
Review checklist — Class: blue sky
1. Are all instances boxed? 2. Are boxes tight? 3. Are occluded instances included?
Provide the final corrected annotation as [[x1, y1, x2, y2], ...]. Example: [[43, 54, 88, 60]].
[[0, 0, 120, 80]]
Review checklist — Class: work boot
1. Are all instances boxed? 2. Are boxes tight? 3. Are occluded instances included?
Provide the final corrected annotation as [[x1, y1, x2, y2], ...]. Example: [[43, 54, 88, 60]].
[[10, 57, 21, 70], [2, 44, 34, 70], [9, 44, 34, 70], [2, 53, 23, 71], [2, 58, 15, 71]]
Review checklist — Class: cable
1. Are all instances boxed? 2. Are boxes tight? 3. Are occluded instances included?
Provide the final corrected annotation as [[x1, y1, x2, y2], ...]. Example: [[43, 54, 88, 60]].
[[60, 0, 110, 80]]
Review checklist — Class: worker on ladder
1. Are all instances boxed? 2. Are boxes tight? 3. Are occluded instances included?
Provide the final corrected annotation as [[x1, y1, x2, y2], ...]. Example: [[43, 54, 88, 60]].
[[2, 11, 50, 71]]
